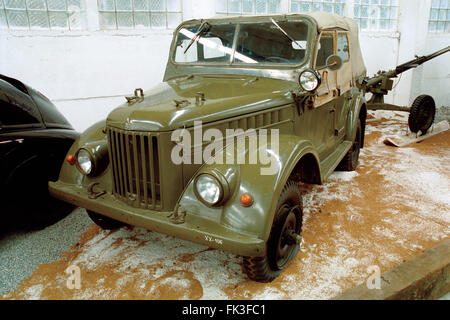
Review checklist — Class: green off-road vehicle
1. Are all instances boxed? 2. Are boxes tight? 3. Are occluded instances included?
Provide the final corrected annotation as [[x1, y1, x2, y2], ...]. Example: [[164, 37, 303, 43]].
[[50, 12, 368, 282]]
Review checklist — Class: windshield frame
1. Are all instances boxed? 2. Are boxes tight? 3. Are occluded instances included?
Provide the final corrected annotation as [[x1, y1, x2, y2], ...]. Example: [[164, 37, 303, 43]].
[[169, 16, 314, 70]]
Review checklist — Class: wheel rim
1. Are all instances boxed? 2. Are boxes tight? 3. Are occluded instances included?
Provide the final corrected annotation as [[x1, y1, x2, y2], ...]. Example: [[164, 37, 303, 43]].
[[275, 204, 301, 270], [418, 102, 434, 132]]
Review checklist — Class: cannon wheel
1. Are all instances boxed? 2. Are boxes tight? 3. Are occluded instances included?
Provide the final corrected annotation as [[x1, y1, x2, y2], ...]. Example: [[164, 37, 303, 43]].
[[408, 95, 436, 134]]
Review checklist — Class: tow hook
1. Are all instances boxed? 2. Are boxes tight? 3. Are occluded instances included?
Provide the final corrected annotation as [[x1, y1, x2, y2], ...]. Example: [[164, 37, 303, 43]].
[[169, 207, 187, 224], [87, 182, 107, 199]]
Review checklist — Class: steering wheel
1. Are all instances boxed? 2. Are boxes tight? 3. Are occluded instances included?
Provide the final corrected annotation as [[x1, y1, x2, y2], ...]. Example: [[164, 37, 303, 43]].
[[265, 57, 291, 63]]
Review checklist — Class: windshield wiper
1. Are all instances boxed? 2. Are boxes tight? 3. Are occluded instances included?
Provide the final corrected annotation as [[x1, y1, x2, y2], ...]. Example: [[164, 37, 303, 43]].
[[184, 21, 211, 54], [270, 18, 304, 50]]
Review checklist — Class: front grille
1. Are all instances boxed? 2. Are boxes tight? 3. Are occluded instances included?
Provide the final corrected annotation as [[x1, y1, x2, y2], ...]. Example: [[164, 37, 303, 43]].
[[107, 127, 161, 209]]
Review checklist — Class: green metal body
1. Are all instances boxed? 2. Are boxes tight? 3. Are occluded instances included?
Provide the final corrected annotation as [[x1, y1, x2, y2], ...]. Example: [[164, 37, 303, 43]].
[[49, 13, 367, 257]]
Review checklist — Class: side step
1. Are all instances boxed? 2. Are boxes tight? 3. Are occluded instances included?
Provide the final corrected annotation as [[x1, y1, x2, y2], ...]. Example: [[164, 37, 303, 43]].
[[320, 141, 352, 180]]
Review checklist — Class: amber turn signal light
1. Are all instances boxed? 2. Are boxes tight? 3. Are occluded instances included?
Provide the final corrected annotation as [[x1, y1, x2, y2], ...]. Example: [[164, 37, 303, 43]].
[[240, 193, 253, 207], [66, 155, 75, 165]]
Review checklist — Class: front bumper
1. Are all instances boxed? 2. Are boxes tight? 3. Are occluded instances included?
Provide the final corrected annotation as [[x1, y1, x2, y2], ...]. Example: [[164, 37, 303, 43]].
[[49, 181, 266, 257]]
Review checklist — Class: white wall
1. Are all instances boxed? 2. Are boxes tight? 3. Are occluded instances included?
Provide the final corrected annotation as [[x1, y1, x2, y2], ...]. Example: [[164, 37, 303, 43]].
[[1, 0, 448, 132]]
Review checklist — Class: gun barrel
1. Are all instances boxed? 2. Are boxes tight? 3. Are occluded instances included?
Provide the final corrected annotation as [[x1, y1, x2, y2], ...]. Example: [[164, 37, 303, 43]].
[[365, 46, 450, 90], [395, 45, 450, 74]]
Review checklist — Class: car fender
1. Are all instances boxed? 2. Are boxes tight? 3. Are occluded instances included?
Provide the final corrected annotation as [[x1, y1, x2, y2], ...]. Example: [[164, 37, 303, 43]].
[[345, 90, 366, 144], [57, 121, 107, 185], [177, 133, 321, 241]]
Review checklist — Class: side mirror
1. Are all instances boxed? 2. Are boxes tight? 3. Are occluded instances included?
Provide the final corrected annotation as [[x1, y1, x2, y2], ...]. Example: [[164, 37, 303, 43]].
[[326, 54, 343, 72]]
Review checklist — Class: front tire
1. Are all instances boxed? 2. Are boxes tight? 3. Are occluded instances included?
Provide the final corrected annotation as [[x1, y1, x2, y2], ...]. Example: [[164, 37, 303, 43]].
[[243, 180, 303, 282], [87, 210, 126, 230]]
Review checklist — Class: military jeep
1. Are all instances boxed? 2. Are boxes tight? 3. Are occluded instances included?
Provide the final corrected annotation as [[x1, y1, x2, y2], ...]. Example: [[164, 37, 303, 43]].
[[49, 12, 367, 282]]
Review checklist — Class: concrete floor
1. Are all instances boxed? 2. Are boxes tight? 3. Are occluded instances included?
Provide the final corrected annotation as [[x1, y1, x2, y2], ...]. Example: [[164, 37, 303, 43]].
[[1, 113, 449, 299]]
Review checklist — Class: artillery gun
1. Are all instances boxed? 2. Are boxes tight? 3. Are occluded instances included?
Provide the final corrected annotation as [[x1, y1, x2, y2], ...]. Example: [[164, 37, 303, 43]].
[[358, 46, 450, 134]]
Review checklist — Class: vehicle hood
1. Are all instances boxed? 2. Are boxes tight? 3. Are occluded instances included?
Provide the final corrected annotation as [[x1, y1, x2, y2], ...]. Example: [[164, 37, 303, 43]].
[[106, 75, 296, 132]]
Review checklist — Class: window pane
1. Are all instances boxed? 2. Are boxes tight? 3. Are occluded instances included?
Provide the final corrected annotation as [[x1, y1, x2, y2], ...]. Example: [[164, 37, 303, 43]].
[[268, 0, 278, 13], [116, 0, 132, 10], [0, 11, 7, 28], [428, 0, 450, 32], [243, 0, 254, 14], [27, 0, 46, 10], [134, 12, 150, 28], [134, 0, 149, 11], [255, 0, 267, 14], [117, 12, 133, 27], [150, 0, 165, 11], [99, 0, 115, 11], [337, 34, 349, 61], [5, 0, 26, 9], [67, 0, 83, 9], [28, 10, 50, 29], [99, 12, 116, 28], [0, 99, 41, 126], [229, 0, 241, 13], [7, 9, 29, 28], [49, 11, 68, 29], [48, 0, 67, 10], [317, 34, 334, 68], [151, 12, 166, 27]]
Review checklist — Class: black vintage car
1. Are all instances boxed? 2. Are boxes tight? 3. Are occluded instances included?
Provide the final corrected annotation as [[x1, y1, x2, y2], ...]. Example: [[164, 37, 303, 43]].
[[0, 74, 79, 231]]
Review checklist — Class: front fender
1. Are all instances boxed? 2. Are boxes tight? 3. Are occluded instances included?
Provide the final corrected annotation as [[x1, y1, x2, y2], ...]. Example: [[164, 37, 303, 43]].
[[57, 120, 108, 186], [178, 134, 321, 241]]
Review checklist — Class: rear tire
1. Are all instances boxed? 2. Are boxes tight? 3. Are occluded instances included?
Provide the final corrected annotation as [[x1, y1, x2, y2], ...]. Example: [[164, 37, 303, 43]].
[[243, 180, 303, 282], [337, 118, 361, 171], [87, 210, 125, 230], [408, 95, 435, 134]]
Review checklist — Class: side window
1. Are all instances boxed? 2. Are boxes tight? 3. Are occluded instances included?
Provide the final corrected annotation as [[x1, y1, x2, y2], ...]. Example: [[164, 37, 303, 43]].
[[337, 34, 350, 62], [0, 92, 41, 127], [316, 34, 334, 69]]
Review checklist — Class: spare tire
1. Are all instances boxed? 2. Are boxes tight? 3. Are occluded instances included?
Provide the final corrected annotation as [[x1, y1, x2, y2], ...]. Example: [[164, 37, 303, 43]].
[[408, 95, 436, 134]]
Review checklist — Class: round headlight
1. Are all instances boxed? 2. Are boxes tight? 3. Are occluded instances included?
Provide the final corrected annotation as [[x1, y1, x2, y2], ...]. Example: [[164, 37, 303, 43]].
[[299, 69, 321, 92], [194, 174, 223, 206], [76, 149, 93, 175]]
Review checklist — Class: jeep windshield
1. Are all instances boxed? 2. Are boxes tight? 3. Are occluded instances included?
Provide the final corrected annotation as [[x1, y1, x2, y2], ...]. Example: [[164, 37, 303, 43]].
[[173, 20, 309, 65]]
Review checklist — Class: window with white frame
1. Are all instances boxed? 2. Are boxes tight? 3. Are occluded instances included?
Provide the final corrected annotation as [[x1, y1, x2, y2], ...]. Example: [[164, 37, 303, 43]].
[[289, 0, 345, 16], [429, 0, 449, 33], [215, 0, 281, 15], [353, 0, 399, 32], [0, 0, 86, 30], [98, 0, 182, 30]]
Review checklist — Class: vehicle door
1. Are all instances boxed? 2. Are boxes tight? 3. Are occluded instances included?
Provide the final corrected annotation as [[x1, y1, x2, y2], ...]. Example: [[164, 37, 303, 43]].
[[334, 32, 353, 141], [309, 31, 338, 159]]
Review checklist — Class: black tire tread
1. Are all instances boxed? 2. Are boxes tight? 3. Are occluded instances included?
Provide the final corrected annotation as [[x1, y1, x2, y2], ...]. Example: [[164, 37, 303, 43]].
[[243, 180, 302, 282], [408, 95, 436, 134]]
